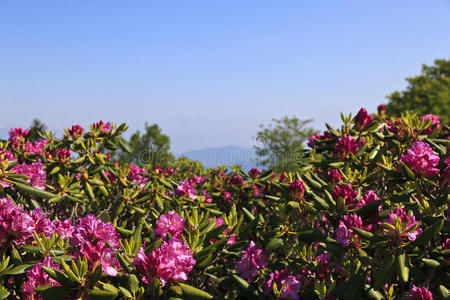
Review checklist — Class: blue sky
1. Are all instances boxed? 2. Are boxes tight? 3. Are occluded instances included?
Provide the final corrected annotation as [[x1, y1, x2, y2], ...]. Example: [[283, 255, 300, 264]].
[[1, 1, 449, 153]]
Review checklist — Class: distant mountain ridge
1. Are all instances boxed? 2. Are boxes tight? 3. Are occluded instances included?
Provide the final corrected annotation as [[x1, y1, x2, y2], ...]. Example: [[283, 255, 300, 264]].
[[177, 145, 259, 171]]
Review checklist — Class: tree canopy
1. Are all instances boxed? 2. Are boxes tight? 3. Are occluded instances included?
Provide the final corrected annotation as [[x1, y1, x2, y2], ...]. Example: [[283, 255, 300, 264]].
[[254, 116, 317, 171], [386, 58, 450, 123], [117, 123, 173, 167]]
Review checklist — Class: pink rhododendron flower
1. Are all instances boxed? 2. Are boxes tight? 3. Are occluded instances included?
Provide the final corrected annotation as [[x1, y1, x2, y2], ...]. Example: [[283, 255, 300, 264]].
[[421, 114, 440, 135], [442, 157, 450, 186], [408, 285, 433, 300], [202, 190, 213, 203], [308, 134, 323, 147], [55, 219, 75, 239], [25, 140, 49, 155], [9, 127, 29, 141], [10, 159, 46, 189], [223, 191, 232, 201], [327, 169, 343, 184], [248, 168, 262, 177], [128, 164, 148, 187], [70, 214, 120, 249], [251, 184, 262, 198], [68, 124, 84, 139], [236, 241, 268, 280], [400, 141, 440, 177], [334, 136, 360, 159], [22, 257, 62, 300], [165, 168, 174, 175], [175, 180, 197, 199], [79, 242, 119, 276], [354, 108, 374, 131], [92, 120, 112, 132], [229, 175, 244, 186], [315, 253, 331, 280], [377, 104, 387, 115], [0, 149, 17, 188], [288, 179, 305, 202], [383, 207, 422, 242], [332, 184, 358, 207], [0, 198, 34, 246], [189, 175, 205, 186], [264, 269, 301, 300], [133, 238, 196, 286], [57, 148, 71, 163], [154, 211, 185, 239], [70, 215, 120, 276], [335, 213, 362, 248], [354, 190, 380, 209], [32, 208, 56, 238], [386, 119, 402, 135]]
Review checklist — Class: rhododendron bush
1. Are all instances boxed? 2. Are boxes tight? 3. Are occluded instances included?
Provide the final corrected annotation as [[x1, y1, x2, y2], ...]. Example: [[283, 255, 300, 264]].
[[0, 110, 448, 299]]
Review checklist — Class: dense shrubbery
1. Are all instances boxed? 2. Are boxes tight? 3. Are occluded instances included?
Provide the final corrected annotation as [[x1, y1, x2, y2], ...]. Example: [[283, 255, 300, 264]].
[[0, 107, 449, 299]]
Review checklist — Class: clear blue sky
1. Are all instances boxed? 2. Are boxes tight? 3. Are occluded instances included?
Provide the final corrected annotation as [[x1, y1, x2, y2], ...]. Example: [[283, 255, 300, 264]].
[[1, 1, 449, 153]]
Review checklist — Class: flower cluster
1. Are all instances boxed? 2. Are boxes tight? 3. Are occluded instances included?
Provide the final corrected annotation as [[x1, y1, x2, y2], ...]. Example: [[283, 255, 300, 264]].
[[69, 214, 121, 276], [335, 213, 363, 247], [354, 108, 373, 131], [288, 179, 305, 202], [400, 141, 440, 177], [0, 198, 34, 246], [264, 269, 301, 300], [92, 120, 112, 132], [22, 257, 62, 300], [382, 207, 422, 242], [175, 180, 198, 199], [421, 114, 440, 135], [154, 211, 185, 239], [334, 136, 361, 159], [248, 168, 262, 177], [133, 238, 196, 286], [128, 164, 149, 187], [10, 159, 46, 189], [68, 124, 84, 139], [236, 241, 268, 280], [332, 183, 358, 207], [408, 285, 433, 300]]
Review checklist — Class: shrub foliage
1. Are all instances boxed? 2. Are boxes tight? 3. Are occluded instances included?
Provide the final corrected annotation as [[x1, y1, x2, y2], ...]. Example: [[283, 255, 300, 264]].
[[0, 110, 448, 299]]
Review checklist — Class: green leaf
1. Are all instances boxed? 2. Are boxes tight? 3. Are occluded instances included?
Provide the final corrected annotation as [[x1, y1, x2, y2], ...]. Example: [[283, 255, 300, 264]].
[[414, 219, 444, 246], [0, 287, 10, 300], [118, 287, 132, 298], [295, 229, 326, 242], [179, 283, 213, 299], [13, 181, 56, 198], [229, 275, 262, 299], [398, 161, 415, 180], [42, 267, 76, 287], [2, 263, 33, 275], [355, 200, 382, 216], [89, 287, 118, 300], [395, 250, 409, 283], [35, 286, 73, 300], [128, 274, 140, 294], [352, 227, 374, 240], [438, 285, 450, 299], [266, 238, 283, 252], [374, 254, 394, 290], [421, 258, 440, 268]]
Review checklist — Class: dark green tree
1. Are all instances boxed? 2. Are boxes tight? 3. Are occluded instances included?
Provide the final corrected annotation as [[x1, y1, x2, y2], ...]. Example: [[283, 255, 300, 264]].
[[254, 116, 317, 171], [28, 119, 47, 141], [117, 123, 173, 167], [386, 58, 450, 123]]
